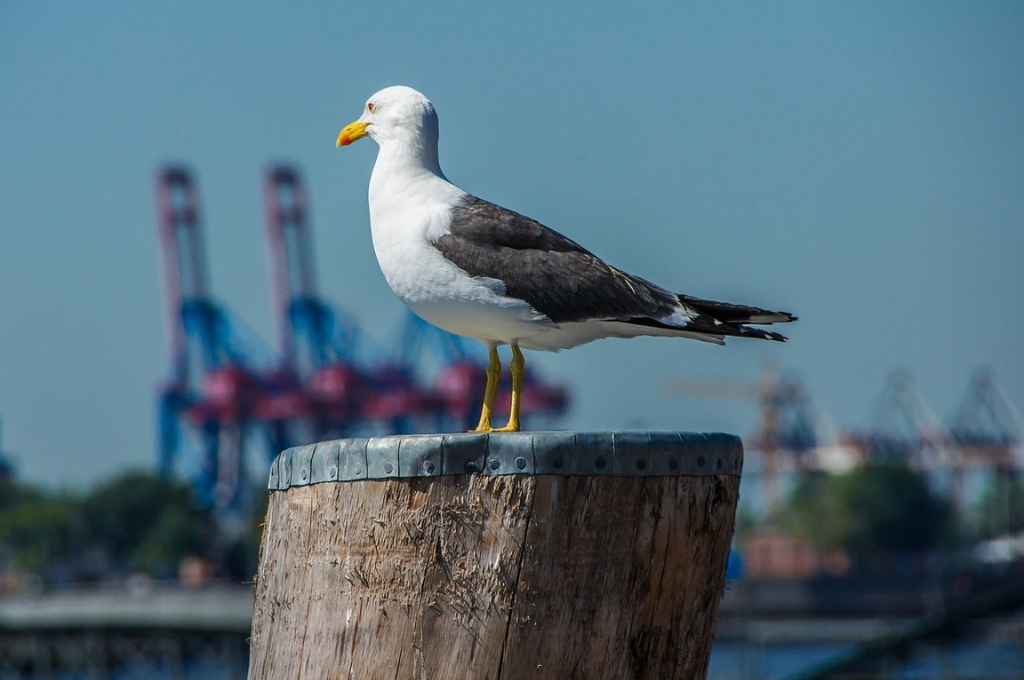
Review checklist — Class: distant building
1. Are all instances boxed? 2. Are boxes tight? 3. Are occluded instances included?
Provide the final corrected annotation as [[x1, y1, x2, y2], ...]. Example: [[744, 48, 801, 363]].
[[740, 529, 820, 579]]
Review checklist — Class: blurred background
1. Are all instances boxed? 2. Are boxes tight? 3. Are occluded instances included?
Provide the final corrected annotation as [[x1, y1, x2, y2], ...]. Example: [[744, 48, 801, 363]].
[[1, 2, 1022, 678]]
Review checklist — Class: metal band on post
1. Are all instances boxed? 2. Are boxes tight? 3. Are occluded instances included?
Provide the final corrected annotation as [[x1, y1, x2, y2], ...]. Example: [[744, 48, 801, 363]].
[[267, 431, 742, 489]]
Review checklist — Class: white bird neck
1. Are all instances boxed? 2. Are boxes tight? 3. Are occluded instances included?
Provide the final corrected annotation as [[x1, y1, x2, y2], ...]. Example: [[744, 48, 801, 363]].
[[371, 138, 446, 194], [367, 138, 466, 238], [369, 136, 459, 199], [373, 132, 443, 177]]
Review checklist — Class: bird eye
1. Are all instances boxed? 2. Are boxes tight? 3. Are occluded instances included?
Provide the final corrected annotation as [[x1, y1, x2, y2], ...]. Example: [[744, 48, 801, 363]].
[[367, 101, 376, 113]]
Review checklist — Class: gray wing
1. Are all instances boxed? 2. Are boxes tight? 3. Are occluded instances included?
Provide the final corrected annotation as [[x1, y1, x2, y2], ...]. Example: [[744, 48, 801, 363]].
[[434, 197, 795, 340], [434, 197, 680, 325]]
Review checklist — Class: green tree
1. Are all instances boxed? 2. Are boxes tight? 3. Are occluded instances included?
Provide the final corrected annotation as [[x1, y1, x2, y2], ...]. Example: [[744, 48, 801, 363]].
[[0, 491, 77, 572], [80, 471, 215, 577], [0, 472, 255, 582], [0, 479, 45, 514], [781, 463, 953, 562]]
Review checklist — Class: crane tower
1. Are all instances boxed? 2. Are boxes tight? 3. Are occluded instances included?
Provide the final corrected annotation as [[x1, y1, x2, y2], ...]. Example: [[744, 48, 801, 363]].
[[155, 166, 295, 521]]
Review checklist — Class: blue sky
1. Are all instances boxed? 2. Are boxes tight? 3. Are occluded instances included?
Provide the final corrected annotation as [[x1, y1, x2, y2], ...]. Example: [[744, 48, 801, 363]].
[[1, 2, 1022, 486]]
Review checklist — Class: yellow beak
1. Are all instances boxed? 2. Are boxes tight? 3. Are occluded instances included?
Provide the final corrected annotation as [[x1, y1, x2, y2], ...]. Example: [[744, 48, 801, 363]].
[[337, 120, 369, 147]]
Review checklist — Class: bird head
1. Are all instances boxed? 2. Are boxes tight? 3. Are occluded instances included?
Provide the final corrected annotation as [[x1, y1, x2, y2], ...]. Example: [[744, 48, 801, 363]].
[[337, 86, 439, 151]]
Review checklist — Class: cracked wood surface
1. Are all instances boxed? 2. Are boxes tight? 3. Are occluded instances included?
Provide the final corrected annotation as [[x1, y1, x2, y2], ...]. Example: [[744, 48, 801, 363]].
[[247, 473, 738, 680]]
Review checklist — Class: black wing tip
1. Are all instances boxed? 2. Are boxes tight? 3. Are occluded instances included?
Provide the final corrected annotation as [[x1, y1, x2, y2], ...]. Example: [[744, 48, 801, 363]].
[[738, 326, 789, 342], [677, 294, 797, 326]]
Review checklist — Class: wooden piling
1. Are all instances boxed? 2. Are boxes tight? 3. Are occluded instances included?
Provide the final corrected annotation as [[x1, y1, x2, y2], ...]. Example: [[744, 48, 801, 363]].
[[247, 431, 741, 680]]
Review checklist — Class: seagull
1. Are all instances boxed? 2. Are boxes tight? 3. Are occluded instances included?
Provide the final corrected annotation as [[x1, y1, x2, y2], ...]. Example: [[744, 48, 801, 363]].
[[336, 86, 795, 433]]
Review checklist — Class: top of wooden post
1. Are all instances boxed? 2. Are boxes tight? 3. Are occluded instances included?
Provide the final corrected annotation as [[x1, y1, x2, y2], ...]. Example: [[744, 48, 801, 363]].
[[268, 431, 742, 490]]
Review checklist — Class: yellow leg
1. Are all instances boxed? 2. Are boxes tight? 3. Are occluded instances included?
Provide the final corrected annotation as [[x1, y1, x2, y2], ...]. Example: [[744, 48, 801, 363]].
[[492, 343, 523, 433], [470, 346, 502, 433]]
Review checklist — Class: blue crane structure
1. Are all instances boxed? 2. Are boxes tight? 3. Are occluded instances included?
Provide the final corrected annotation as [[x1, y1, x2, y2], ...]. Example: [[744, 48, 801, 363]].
[[155, 164, 571, 522], [861, 370, 954, 467], [948, 369, 1022, 465], [858, 369, 1022, 470], [854, 369, 1022, 512]]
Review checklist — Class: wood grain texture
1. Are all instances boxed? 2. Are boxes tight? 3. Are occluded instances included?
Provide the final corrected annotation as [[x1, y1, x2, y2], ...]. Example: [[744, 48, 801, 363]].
[[501, 475, 738, 679], [248, 473, 738, 680]]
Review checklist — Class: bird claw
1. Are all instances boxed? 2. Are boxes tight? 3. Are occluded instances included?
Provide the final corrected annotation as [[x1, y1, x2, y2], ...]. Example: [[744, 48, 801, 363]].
[[466, 424, 520, 433]]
